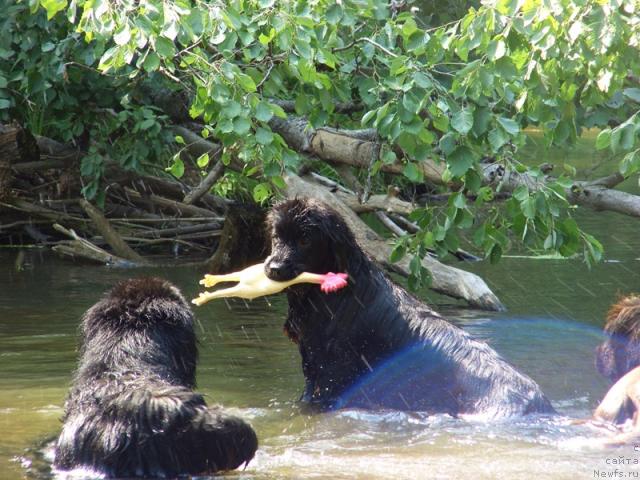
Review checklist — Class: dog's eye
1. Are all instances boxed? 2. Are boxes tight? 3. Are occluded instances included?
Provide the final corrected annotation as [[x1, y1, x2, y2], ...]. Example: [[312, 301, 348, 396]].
[[298, 236, 311, 248]]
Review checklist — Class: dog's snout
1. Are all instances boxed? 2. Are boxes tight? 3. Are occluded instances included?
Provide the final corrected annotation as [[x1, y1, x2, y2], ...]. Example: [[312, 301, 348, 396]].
[[265, 257, 293, 281]]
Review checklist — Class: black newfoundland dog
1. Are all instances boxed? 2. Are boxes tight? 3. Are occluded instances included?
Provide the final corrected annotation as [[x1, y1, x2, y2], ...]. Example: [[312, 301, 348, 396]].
[[265, 198, 555, 417], [54, 277, 257, 478]]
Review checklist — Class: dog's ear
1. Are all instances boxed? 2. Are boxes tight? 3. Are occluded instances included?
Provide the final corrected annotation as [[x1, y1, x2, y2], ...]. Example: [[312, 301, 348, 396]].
[[315, 205, 360, 271]]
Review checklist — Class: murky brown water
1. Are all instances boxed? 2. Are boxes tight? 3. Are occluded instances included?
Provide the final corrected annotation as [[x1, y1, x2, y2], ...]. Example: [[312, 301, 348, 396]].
[[1, 137, 639, 479]]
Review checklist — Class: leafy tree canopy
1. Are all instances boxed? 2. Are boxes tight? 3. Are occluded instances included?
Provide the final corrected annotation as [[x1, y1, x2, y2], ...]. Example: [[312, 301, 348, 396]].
[[1, 0, 639, 285]]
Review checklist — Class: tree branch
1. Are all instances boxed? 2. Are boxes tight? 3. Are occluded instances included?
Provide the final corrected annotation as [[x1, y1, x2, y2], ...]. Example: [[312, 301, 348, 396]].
[[482, 163, 640, 218], [268, 115, 446, 185]]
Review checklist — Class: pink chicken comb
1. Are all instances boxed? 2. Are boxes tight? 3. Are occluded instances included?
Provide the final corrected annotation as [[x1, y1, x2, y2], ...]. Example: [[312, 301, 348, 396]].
[[319, 272, 349, 293]]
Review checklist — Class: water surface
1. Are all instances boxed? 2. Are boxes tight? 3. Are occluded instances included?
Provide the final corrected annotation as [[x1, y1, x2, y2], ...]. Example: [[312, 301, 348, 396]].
[[1, 140, 640, 479]]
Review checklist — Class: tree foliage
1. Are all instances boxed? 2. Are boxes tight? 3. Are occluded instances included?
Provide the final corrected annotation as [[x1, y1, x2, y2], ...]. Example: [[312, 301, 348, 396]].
[[2, 0, 639, 283]]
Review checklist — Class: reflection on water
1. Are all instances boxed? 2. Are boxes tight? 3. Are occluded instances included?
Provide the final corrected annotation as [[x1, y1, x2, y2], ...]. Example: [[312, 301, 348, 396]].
[[1, 144, 639, 479]]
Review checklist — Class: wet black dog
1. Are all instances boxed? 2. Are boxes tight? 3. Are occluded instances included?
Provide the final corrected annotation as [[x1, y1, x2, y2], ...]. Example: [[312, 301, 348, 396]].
[[54, 278, 257, 477], [265, 198, 555, 417]]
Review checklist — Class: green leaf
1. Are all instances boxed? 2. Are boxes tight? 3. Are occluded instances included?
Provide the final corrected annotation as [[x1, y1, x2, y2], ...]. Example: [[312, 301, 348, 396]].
[[390, 243, 406, 263], [197, 153, 210, 168], [513, 185, 529, 201], [138, 118, 155, 130], [497, 117, 520, 135], [155, 37, 176, 59], [237, 73, 257, 92], [362, 110, 376, 126], [0, 99, 11, 109], [623, 88, 640, 103], [224, 100, 242, 118], [489, 243, 502, 264], [294, 39, 313, 59], [439, 133, 457, 155], [41, 0, 67, 19], [143, 52, 160, 72], [621, 150, 640, 176], [451, 109, 474, 134], [174, 135, 185, 145], [114, 25, 131, 46], [447, 146, 475, 177], [595, 129, 611, 150], [487, 39, 506, 60], [233, 117, 251, 135], [413, 72, 432, 89], [265, 104, 284, 120], [620, 124, 636, 151], [255, 127, 273, 145], [167, 157, 184, 178], [255, 101, 273, 122], [326, 4, 343, 24], [403, 162, 424, 183], [382, 150, 397, 164], [253, 182, 272, 203], [521, 197, 536, 219], [407, 32, 426, 52]]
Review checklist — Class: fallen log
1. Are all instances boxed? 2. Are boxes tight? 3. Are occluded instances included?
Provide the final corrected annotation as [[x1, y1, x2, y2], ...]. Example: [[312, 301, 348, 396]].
[[133, 221, 222, 238], [269, 116, 447, 185], [1, 198, 88, 224], [183, 160, 225, 205], [283, 173, 505, 311], [79, 199, 148, 264], [51, 223, 136, 267], [123, 187, 221, 218], [336, 191, 415, 216]]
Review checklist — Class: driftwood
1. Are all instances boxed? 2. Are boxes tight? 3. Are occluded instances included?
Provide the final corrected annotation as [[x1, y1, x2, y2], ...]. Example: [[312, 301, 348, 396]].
[[133, 222, 221, 238], [52, 224, 136, 267], [79, 199, 148, 263], [1, 198, 88, 224], [283, 173, 505, 311], [123, 187, 221, 218], [183, 161, 225, 205]]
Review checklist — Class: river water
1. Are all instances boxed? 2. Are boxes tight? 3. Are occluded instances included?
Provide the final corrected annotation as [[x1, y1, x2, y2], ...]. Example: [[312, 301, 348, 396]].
[[1, 141, 639, 479]]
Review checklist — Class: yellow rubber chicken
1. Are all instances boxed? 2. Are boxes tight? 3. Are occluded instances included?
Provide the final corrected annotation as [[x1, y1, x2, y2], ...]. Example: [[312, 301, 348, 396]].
[[192, 262, 348, 306]]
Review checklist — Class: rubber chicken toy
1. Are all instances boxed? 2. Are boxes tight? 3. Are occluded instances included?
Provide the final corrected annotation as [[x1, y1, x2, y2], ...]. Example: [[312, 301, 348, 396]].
[[193, 262, 348, 306]]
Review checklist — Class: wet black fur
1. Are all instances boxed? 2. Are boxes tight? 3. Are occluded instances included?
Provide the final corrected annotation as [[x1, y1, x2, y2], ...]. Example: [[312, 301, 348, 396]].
[[265, 198, 555, 417], [54, 277, 257, 478]]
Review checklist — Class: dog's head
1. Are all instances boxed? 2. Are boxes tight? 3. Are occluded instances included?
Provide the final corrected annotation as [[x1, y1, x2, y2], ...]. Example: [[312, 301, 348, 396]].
[[80, 277, 197, 385], [596, 295, 640, 382], [264, 198, 359, 281]]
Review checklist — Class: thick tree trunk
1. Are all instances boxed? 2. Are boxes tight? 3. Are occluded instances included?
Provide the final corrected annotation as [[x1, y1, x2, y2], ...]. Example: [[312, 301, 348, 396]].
[[283, 173, 505, 311], [269, 116, 446, 185], [0, 124, 39, 200], [0, 128, 14, 200], [206, 203, 268, 274]]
